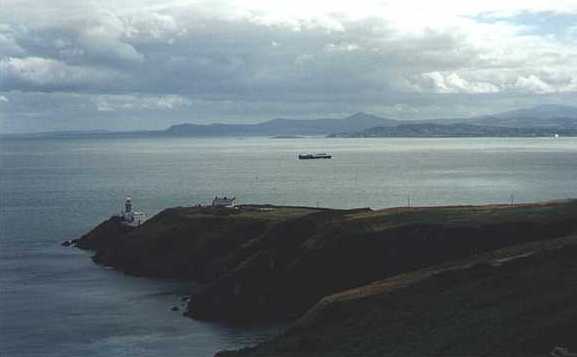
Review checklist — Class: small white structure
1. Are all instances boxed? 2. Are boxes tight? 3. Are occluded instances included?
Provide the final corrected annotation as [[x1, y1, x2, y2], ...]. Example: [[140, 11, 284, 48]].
[[212, 196, 236, 208], [121, 197, 146, 226]]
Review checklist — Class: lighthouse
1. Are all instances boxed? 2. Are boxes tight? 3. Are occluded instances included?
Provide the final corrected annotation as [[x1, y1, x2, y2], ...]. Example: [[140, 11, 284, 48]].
[[121, 196, 145, 226], [124, 197, 132, 214], [124, 196, 132, 213]]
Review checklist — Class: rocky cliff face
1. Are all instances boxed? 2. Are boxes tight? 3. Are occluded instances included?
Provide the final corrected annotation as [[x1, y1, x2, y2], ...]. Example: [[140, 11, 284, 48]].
[[75, 201, 577, 323]]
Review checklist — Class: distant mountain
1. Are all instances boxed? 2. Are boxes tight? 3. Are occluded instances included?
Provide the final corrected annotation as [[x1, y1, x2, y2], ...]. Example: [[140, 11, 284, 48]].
[[412, 105, 577, 128], [494, 104, 577, 119], [4, 105, 577, 139], [331, 123, 577, 138], [164, 112, 400, 136], [461, 104, 577, 129], [469, 116, 577, 129], [166, 105, 577, 137], [330, 105, 577, 137]]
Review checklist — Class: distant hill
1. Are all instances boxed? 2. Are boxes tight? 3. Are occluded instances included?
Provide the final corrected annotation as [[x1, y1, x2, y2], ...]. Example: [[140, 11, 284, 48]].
[[166, 105, 577, 137], [468, 116, 577, 130], [331, 105, 577, 137], [164, 112, 400, 136], [465, 105, 577, 129], [494, 104, 577, 119], [4, 105, 577, 139], [421, 104, 577, 129], [331, 123, 577, 138]]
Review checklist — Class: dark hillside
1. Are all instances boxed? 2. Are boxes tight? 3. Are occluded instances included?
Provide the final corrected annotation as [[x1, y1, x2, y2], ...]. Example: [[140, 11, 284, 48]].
[[75, 201, 577, 323], [217, 234, 577, 357]]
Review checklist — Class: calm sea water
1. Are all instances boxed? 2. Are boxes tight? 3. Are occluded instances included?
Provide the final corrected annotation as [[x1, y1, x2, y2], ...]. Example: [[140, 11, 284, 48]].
[[1, 136, 577, 357]]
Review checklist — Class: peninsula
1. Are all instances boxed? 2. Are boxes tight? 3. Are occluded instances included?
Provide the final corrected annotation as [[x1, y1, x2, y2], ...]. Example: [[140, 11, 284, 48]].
[[73, 200, 577, 356]]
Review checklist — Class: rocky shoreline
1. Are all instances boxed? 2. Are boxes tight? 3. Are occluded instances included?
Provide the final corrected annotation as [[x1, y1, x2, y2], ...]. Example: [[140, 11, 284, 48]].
[[72, 200, 577, 356]]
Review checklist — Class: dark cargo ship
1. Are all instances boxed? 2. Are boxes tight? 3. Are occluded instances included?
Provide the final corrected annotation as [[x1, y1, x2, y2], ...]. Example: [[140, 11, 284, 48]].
[[298, 153, 332, 160]]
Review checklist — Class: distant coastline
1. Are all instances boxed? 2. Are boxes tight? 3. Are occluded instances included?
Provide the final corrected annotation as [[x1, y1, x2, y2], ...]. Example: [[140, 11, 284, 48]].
[[270, 135, 305, 139], [328, 123, 577, 138], [4, 104, 577, 139]]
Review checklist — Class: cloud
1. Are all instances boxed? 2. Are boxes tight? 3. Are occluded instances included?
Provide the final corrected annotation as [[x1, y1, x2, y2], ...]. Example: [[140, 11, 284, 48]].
[[1, 1, 574, 96], [419, 72, 501, 94], [514, 75, 555, 94], [0, 57, 126, 91], [0, 0, 576, 132], [0, 31, 25, 56], [93, 94, 191, 112]]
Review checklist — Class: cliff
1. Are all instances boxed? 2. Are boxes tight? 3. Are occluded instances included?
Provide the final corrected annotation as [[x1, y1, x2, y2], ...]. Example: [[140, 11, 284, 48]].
[[216, 233, 577, 356], [75, 200, 577, 324], [76, 205, 327, 281]]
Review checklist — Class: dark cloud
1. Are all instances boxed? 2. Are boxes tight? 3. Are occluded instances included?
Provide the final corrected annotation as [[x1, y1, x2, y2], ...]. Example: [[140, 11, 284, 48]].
[[1, 0, 576, 132]]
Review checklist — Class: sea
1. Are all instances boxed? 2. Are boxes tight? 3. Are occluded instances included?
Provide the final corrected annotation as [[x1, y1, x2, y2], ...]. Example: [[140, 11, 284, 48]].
[[1, 136, 577, 357]]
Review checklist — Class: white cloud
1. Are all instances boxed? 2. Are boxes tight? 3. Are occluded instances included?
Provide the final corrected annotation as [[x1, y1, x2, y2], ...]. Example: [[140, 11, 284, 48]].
[[420, 72, 501, 94], [0, 57, 125, 90], [93, 94, 191, 112], [124, 12, 183, 42], [514, 75, 556, 94], [1, 0, 576, 132], [78, 32, 144, 64]]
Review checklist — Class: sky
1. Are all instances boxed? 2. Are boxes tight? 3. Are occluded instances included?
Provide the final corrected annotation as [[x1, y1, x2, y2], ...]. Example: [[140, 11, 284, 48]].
[[1, 0, 576, 133]]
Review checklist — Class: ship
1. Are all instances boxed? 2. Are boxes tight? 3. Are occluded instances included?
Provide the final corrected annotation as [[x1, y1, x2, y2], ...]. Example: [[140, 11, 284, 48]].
[[298, 153, 332, 160]]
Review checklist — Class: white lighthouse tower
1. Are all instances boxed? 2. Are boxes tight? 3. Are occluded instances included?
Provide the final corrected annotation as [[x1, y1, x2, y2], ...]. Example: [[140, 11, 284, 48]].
[[121, 196, 145, 226], [124, 197, 132, 215]]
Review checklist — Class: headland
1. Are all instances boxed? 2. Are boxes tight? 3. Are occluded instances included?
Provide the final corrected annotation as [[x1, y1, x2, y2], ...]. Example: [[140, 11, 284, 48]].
[[72, 200, 577, 356]]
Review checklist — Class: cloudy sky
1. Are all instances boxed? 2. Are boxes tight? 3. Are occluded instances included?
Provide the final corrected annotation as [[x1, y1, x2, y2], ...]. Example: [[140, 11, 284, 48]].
[[1, 0, 576, 132]]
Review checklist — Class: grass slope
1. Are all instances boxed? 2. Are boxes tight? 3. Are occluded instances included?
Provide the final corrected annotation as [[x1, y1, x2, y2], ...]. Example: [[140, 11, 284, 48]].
[[219, 234, 577, 357]]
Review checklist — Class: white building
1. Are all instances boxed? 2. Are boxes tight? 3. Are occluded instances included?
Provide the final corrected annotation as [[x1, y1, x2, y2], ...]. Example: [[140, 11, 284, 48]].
[[212, 196, 236, 208], [121, 197, 146, 226]]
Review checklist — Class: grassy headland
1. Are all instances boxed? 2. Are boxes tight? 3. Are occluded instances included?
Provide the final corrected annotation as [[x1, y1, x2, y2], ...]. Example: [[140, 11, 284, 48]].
[[75, 200, 577, 327]]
